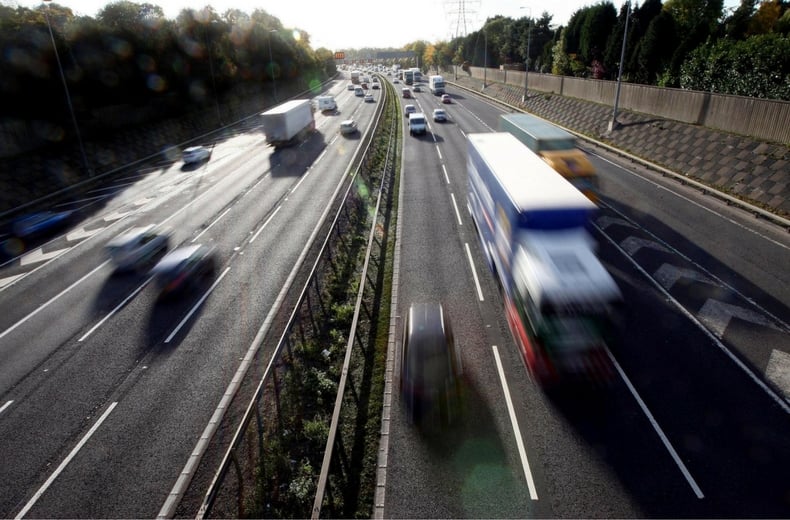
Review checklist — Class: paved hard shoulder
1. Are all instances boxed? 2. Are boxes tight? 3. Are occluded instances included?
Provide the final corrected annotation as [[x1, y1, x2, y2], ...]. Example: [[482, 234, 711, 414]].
[[450, 76, 790, 219]]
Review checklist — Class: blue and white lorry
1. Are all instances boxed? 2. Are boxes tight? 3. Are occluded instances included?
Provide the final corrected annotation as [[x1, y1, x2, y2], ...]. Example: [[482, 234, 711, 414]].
[[467, 132, 622, 385]]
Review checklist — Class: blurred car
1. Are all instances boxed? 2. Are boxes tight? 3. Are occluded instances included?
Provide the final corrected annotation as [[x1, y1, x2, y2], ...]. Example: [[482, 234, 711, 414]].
[[371, 83, 380, 90], [106, 225, 169, 272], [361, 82, 368, 89], [400, 303, 462, 426], [354, 86, 364, 97], [150, 244, 216, 297], [441, 94, 452, 104], [364, 94, 374, 102], [393, 78, 399, 83], [347, 83, 355, 90], [413, 84, 421, 92], [401, 87, 411, 98], [404, 104, 416, 117], [432, 108, 447, 122], [182, 146, 211, 164], [9, 210, 74, 239], [340, 119, 358, 135]]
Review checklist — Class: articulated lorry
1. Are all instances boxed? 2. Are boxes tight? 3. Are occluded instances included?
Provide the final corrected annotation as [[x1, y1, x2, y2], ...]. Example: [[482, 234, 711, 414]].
[[467, 132, 622, 386], [261, 99, 315, 148], [499, 113, 598, 202]]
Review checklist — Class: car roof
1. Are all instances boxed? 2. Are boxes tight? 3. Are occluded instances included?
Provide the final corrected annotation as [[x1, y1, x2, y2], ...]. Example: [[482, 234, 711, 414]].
[[405, 303, 451, 365], [341, 119, 355, 125], [106, 224, 156, 247], [184, 146, 205, 152], [152, 244, 210, 272]]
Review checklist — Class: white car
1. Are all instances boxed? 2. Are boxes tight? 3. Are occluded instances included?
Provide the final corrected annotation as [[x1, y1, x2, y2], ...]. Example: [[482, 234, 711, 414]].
[[432, 108, 447, 122], [340, 119, 358, 135], [347, 84, 355, 90], [182, 146, 211, 164], [364, 94, 374, 103], [106, 225, 170, 272]]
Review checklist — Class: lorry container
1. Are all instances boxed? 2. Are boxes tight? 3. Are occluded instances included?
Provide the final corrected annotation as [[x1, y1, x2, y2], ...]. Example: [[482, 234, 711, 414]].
[[350, 70, 361, 84], [467, 132, 622, 386], [261, 100, 315, 148], [499, 113, 598, 202], [429, 75, 445, 95]]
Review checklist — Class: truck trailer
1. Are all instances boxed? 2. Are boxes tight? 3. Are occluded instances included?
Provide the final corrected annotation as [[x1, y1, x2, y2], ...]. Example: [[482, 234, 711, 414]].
[[467, 132, 622, 386], [499, 113, 598, 202], [314, 95, 337, 112], [429, 75, 445, 95], [261, 100, 315, 148]]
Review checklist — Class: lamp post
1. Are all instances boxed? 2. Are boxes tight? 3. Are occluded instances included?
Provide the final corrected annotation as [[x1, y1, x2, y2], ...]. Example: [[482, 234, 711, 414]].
[[268, 29, 277, 102], [203, 20, 222, 126], [482, 29, 487, 89], [43, 0, 91, 175], [520, 6, 532, 103], [608, 0, 631, 132]]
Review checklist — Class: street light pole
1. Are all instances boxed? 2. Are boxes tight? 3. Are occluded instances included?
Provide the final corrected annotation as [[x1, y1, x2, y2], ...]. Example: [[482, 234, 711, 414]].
[[521, 6, 532, 103], [608, 0, 631, 132], [203, 21, 222, 126], [483, 29, 487, 89], [268, 29, 277, 102], [43, 0, 91, 175]]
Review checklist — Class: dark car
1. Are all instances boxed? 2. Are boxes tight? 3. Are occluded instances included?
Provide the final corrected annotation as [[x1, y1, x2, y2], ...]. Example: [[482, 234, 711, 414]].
[[150, 243, 216, 297], [9, 210, 74, 239], [400, 303, 463, 427]]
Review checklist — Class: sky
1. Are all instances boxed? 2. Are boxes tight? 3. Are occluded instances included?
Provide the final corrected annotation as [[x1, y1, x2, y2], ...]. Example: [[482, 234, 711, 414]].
[[5, 0, 741, 51]]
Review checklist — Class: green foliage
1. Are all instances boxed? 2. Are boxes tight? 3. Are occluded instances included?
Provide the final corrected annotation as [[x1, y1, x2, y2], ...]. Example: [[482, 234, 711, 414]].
[[679, 32, 790, 98], [579, 2, 618, 63]]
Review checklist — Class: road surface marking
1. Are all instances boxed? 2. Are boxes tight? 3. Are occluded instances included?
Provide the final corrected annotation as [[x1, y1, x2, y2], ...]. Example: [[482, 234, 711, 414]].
[[15, 402, 118, 519], [79, 276, 153, 341], [698, 299, 782, 338], [492, 346, 538, 500], [164, 267, 230, 343], [765, 350, 790, 401], [20, 247, 69, 267], [249, 206, 282, 244], [0, 274, 25, 289], [0, 400, 12, 415], [66, 226, 104, 242], [450, 193, 463, 226], [596, 216, 637, 230], [464, 242, 485, 301], [192, 207, 232, 243], [0, 261, 109, 341], [435, 144, 443, 161], [653, 264, 718, 291], [607, 349, 704, 498], [442, 164, 450, 184], [620, 236, 672, 256]]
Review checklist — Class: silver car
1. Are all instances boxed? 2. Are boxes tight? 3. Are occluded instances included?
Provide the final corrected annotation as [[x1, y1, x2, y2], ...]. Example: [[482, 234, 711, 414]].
[[106, 225, 169, 272], [182, 146, 211, 164]]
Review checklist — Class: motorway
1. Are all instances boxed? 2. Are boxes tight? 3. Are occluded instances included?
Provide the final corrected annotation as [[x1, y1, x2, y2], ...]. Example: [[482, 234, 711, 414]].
[[0, 76, 381, 517], [1, 69, 788, 519], [382, 74, 790, 517]]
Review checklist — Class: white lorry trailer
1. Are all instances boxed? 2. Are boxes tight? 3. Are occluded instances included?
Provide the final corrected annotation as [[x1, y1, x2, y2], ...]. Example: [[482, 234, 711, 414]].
[[261, 100, 315, 148], [315, 95, 337, 112], [467, 132, 622, 386], [429, 75, 445, 95]]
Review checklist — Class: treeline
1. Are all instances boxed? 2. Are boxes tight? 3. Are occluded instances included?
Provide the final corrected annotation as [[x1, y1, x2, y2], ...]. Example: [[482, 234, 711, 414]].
[[417, 0, 790, 100], [0, 1, 336, 148]]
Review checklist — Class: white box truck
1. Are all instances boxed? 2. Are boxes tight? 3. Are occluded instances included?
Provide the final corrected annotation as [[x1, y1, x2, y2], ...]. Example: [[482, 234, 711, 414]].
[[429, 75, 445, 95], [261, 100, 315, 148]]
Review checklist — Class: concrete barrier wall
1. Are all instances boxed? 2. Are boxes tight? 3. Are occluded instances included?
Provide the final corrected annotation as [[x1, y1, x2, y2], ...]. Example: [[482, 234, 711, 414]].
[[460, 66, 790, 144]]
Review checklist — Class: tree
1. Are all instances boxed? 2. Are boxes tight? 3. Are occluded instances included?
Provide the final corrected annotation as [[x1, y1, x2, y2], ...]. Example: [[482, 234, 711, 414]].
[[723, 0, 757, 39], [551, 28, 572, 75], [748, 0, 783, 34], [579, 2, 617, 63]]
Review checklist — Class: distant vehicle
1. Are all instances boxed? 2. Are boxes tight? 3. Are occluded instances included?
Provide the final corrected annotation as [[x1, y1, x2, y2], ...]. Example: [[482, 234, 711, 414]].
[[354, 86, 364, 97], [261, 100, 315, 148], [351, 70, 361, 84], [429, 75, 445, 95], [413, 84, 421, 92], [361, 82, 368, 90], [409, 67, 422, 83], [400, 303, 463, 427], [404, 104, 416, 117], [393, 78, 400, 84], [403, 69, 414, 85], [9, 210, 74, 239], [150, 244, 216, 297], [314, 95, 336, 112], [467, 132, 622, 386], [371, 83, 380, 89], [441, 94, 452, 104], [432, 108, 447, 122], [182, 146, 211, 164], [347, 83, 355, 90], [372, 76, 379, 83], [402, 87, 411, 98], [499, 113, 599, 202], [364, 94, 374, 102], [106, 225, 169, 272], [340, 119, 358, 135], [408, 112, 427, 135]]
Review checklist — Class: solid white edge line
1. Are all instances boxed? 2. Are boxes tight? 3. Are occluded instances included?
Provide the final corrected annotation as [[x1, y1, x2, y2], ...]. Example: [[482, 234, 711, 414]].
[[164, 266, 230, 344], [441, 164, 450, 184], [459, 128, 467, 138], [249, 206, 282, 244], [0, 261, 110, 341], [491, 346, 539, 500], [606, 349, 705, 498], [15, 401, 118, 519], [595, 224, 790, 415], [192, 207, 232, 243], [0, 400, 13, 415], [464, 242, 485, 301], [79, 276, 153, 341], [450, 193, 463, 226]]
